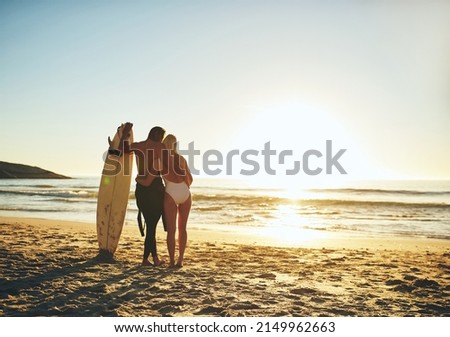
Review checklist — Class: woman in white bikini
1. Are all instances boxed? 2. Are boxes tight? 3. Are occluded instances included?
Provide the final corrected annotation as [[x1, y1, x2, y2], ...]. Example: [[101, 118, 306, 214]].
[[162, 134, 193, 267]]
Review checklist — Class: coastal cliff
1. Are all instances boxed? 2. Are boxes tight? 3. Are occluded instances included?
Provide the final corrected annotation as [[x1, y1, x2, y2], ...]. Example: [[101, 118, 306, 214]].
[[0, 161, 71, 179]]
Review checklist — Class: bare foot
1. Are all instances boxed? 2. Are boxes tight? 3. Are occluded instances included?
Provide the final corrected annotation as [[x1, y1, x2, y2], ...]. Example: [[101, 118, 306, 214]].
[[175, 260, 183, 268], [141, 260, 153, 266], [153, 259, 166, 267]]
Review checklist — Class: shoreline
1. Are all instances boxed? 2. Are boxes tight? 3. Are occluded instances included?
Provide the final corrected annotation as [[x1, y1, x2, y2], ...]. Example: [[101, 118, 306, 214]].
[[1, 216, 449, 317], [0, 215, 448, 252]]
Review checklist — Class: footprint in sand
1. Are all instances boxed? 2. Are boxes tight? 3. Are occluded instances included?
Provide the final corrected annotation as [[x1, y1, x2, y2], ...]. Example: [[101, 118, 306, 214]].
[[229, 302, 260, 310], [194, 305, 225, 315], [412, 278, 440, 289], [256, 273, 277, 280], [290, 287, 319, 295], [385, 279, 405, 286]]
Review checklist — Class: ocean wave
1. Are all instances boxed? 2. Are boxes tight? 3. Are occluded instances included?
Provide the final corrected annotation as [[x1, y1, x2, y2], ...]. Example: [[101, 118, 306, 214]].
[[2, 178, 449, 240], [0, 206, 63, 212], [309, 188, 450, 196], [0, 189, 97, 199], [194, 206, 226, 212], [1, 187, 449, 210], [48, 198, 97, 204], [192, 193, 450, 209], [298, 198, 450, 209]]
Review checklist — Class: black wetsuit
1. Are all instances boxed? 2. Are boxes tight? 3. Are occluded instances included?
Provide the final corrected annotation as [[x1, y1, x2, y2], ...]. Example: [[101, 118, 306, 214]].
[[135, 176, 165, 261]]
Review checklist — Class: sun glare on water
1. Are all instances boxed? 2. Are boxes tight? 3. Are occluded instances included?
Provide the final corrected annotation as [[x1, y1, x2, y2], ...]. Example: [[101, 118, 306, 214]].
[[257, 203, 330, 246]]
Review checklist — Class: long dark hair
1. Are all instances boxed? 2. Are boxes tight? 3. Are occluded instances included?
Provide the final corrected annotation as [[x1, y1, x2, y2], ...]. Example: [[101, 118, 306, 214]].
[[148, 126, 165, 142]]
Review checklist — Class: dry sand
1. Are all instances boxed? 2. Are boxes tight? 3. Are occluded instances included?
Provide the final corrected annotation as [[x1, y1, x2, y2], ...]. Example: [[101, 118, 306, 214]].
[[0, 216, 449, 317]]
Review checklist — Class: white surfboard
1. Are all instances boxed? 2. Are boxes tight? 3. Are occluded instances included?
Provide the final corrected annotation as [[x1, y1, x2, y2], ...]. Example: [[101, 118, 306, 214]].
[[96, 123, 133, 256]]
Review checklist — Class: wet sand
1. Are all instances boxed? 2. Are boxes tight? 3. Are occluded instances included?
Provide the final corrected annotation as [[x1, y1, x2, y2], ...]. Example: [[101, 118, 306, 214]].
[[0, 216, 449, 317]]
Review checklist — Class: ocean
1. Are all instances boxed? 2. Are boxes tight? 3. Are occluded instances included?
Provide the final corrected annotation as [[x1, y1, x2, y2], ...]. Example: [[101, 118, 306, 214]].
[[0, 177, 449, 241]]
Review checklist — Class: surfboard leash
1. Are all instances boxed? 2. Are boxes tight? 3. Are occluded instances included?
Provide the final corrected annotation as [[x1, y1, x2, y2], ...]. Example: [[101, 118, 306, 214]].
[[137, 210, 146, 237]]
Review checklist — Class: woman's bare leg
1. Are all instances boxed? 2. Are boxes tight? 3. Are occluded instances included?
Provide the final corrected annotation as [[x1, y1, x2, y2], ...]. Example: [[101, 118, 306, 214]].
[[176, 195, 191, 267], [164, 193, 178, 267]]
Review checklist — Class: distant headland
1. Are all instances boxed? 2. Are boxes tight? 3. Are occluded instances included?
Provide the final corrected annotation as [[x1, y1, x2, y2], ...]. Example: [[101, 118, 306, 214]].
[[0, 161, 71, 179]]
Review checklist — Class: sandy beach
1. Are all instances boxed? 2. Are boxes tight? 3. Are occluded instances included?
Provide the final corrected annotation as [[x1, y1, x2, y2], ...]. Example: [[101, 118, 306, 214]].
[[0, 216, 449, 317]]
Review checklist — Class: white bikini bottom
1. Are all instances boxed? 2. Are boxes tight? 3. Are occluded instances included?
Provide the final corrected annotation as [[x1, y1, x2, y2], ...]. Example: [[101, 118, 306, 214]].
[[165, 180, 190, 205]]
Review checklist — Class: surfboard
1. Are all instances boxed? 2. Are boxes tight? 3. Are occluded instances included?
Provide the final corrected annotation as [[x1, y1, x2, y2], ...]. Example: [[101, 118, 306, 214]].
[[96, 123, 134, 256]]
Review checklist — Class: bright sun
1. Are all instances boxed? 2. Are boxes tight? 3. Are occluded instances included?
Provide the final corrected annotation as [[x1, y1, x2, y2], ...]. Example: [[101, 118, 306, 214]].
[[228, 101, 384, 185]]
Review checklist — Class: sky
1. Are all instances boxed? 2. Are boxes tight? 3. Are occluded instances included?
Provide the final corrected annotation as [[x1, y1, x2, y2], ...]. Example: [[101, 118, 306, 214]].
[[1, 0, 449, 183]]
